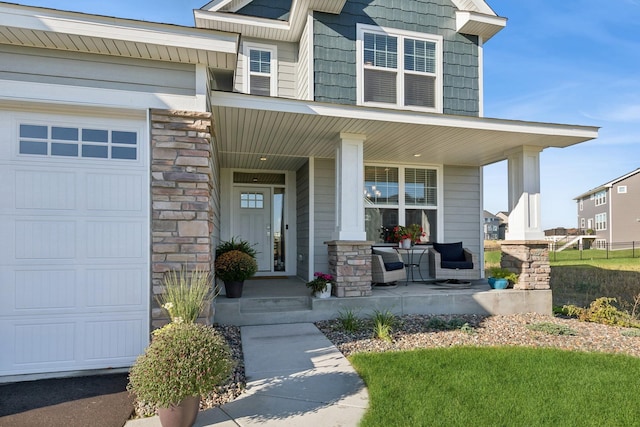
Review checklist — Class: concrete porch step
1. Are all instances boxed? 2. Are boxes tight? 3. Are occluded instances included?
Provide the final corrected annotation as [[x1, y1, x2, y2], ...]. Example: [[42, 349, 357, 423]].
[[240, 296, 312, 313]]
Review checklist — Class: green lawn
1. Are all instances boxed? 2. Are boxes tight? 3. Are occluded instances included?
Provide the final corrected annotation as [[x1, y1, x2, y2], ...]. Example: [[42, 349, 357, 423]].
[[351, 346, 640, 427]]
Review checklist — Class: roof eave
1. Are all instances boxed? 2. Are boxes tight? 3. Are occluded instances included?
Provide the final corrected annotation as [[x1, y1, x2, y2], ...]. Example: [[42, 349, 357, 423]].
[[456, 11, 507, 42], [0, 2, 239, 66]]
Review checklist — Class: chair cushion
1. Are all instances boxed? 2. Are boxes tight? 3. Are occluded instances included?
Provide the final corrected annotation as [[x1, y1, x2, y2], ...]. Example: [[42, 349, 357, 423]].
[[433, 242, 465, 262], [384, 262, 405, 271], [441, 260, 473, 270]]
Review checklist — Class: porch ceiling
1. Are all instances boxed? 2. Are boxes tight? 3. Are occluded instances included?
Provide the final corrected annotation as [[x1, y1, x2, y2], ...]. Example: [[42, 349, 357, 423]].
[[211, 91, 599, 171]]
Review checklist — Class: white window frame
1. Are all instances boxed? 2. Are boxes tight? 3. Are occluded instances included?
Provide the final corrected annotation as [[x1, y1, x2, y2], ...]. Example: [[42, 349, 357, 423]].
[[595, 213, 607, 231], [579, 200, 583, 211], [364, 163, 443, 242], [243, 42, 278, 97], [617, 185, 627, 194], [356, 24, 443, 113], [595, 190, 606, 206], [580, 217, 585, 229]]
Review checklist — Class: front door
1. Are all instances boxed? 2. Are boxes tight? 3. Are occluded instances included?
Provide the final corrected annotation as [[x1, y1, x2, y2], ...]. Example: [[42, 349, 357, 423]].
[[232, 187, 272, 271]]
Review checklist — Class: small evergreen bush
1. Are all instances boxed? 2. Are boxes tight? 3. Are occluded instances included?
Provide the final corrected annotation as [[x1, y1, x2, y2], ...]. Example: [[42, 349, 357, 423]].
[[214, 250, 258, 282]]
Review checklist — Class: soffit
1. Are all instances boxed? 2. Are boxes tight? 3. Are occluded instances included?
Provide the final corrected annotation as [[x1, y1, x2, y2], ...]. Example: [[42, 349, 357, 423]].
[[211, 92, 599, 171], [0, 3, 239, 68]]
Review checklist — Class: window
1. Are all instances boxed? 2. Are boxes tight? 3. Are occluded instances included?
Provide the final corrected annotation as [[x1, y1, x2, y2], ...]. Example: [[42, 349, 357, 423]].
[[617, 185, 627, 194], [579, 200, 583, 211], [595, 190, 606, 206], [240, 192, 264, 209], [595, 213, 607, 231], [357, 24, 442, 112], [243, 43, 277, 96], [580, 217, 585, 229], [364, 165, 439, 243], [18, 124, 137, 160]]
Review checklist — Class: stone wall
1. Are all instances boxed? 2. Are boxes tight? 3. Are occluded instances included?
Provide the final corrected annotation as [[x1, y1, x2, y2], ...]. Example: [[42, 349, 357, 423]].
[[500, 241, 550, 290], [326, 241, 373, 297], [150, 109, 215, 328]]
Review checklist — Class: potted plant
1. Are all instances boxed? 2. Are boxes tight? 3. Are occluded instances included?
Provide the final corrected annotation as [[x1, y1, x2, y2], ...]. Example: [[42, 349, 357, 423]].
[[391, 224, 425, 248], [306, 272, 334, 298], [488, 267, 519, 289], [127, 323, 234, 427], [214, 250, 258, 298]]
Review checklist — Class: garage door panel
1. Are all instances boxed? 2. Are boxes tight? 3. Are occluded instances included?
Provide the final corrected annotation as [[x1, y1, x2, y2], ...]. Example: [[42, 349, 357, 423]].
[[14, 321, 77, 366], [87, 221, 143, 258], [15, 169, 77, 210], [86, 173, 143, 211], [86, 268, 144, 307], [15, 220, 76, 259], [15, 269, 76, 310], [84, 318, 145, 361]]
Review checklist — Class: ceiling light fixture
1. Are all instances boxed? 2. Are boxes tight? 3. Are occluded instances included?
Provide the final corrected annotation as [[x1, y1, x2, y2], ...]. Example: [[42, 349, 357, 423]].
[[259, 156, 267, 161], [413, 154, 422, 157]]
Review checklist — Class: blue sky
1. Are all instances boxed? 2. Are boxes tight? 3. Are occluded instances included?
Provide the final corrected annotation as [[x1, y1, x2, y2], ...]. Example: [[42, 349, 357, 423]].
[[16, 0, 640, 229]]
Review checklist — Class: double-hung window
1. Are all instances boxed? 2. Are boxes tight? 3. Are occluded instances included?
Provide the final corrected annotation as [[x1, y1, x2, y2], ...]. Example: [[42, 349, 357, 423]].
[[595, 213, 607, 231], [243, 43, 277, 96], [364, 165, 440, 243], [357, 24, 442, 112]]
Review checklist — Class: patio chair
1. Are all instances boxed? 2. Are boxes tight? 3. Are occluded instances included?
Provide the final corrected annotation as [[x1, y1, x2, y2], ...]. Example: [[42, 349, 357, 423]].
[[371, 249, 406, 285], [428, 242, 479, 281]]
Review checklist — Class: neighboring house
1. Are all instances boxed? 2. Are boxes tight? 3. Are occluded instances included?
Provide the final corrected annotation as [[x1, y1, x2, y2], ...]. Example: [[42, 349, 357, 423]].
[[483, 210, 500, 240], [574, 168, 640, 248], [0, 0, 598, 379]]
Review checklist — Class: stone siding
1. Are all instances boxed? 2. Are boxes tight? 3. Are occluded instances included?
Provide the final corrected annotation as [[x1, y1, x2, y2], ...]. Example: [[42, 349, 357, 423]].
[[150, 109, 215, 328], [500, 241, 550, 290], [326, 241, 373, 297]]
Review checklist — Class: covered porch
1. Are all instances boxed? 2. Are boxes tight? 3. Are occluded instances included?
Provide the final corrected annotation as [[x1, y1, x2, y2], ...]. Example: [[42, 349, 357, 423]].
[[213, 277, 551, 326]]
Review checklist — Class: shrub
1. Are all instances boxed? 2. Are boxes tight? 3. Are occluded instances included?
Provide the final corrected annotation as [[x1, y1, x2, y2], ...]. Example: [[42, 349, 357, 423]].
[[127, 323, 234, 408], [562, 297, 639, 327], [214, 250, 257, 282], [337, 309, 361, 333], [372, 310, 396, 342], [621, 329, 640, 337], [157, 266, 214, 324], [489, 267, 519, 284]]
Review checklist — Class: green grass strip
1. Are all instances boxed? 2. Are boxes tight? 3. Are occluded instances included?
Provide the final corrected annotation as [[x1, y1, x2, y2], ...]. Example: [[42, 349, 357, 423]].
[[350, 346, 640, 427]]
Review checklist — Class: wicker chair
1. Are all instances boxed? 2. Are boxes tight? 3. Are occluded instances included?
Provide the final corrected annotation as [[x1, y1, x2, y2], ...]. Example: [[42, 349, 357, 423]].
[[428, 242, 480, 281], [371, 249, 406, 285]]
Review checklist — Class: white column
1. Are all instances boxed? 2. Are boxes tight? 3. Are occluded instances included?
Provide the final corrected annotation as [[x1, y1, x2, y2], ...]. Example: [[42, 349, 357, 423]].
[[333, 133, 367, 241], [506, 146, 545, 240]]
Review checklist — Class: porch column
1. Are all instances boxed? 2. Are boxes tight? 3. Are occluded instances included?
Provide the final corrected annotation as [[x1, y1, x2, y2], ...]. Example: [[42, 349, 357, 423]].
[[332, 133, 367, 241], [506, 146, 545, 241]]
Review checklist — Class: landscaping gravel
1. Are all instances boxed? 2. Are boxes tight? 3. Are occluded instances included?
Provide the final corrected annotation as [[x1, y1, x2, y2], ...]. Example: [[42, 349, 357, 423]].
[[315, 313, 640, 358], [170, 314, 640, 415]]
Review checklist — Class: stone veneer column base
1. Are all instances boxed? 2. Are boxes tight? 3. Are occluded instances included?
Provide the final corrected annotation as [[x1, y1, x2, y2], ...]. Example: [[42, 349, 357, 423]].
[[150, 109, 215, 328], [326, 241, 374, 297], [500, 241, 550, 290]]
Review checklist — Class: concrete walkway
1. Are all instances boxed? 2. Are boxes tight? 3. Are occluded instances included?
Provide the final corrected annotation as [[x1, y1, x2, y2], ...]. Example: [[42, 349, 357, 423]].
[[125, 323, 369, 426]]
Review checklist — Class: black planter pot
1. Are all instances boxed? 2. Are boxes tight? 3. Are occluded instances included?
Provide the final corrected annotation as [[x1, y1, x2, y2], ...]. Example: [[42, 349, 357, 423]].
[[224, 280, 244, 298]]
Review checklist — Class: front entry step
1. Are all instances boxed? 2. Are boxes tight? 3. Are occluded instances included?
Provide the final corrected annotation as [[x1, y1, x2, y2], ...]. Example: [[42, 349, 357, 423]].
[[240, 296, 311, 314]]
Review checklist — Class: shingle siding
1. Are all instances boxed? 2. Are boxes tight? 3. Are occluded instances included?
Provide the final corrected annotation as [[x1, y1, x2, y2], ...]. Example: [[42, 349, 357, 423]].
[[237, 0, 291, 20], [313, 0, 480, 116]]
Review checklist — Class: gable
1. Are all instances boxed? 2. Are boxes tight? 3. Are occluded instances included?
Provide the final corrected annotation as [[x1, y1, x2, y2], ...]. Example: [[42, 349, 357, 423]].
[[195, 0, 504, 42]]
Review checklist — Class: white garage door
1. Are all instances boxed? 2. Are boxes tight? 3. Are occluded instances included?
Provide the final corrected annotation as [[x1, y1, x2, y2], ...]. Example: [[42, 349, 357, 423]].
[[0, 109, 149, 378]]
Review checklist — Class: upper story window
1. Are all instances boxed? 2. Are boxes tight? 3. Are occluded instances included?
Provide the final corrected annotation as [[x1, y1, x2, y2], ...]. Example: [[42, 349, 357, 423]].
[[595, 190, 606, 206], [617, 185, 627, 194], [243, 43, 277, 97], [357, 24, 442, 113], [595, 213, 607, 231]]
